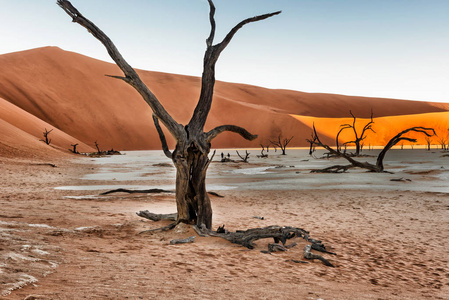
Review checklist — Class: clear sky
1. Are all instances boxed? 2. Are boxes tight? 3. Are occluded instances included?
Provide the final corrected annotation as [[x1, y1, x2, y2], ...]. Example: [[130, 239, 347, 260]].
[[0, 0, 448, 103]]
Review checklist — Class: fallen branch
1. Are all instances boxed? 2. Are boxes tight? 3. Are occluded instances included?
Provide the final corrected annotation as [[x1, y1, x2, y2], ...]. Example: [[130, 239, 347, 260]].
[[100, 188, 173, 195], [170, 236, 196, 245], [30, 163, 57, 168], [390, 177, 411, 182], [136, 211, 177, 221], [310, 165, 353, 173], [139, 222, 176, 234], [303, 244, 335, 267]]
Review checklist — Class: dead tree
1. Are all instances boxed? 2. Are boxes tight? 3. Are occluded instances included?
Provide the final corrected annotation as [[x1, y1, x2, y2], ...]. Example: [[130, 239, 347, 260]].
[[236, 150, 250, 163], [311, 124, 435, 173], [257, 144, 269, 158], [40, 128, 53, 145], [94, 141, 101, 154], [69, 143, 79, 154], [438, 137, 447, 150], [339, 110, 375, 156], [270, 134, 294, 155], [424, 137, 432, 151], [306, 132, 317, 155], [58, 0, 280, 229]]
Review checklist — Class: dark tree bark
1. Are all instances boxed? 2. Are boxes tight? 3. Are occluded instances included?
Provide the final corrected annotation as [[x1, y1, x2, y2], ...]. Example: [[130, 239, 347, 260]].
[[311, 124, 435, 173], [58, 0, 279, 229]]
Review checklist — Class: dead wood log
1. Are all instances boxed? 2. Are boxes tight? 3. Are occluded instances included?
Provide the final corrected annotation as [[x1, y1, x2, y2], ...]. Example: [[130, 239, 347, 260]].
[[390, 177, 411, 182], [102, 188, 223, 198], [208, 191, 224, 198], [303, 244, 335, 267], [268, 243, 288, 252], [30, 163, 57, 168], [310, 165, 353, 173], [100, 188, 174, 195], [136, 211, 177, 221], [138, 222, 177, 234], [170, 236, 196, 245], [192, 224, 335, 266], [195, 225, 308, 249]]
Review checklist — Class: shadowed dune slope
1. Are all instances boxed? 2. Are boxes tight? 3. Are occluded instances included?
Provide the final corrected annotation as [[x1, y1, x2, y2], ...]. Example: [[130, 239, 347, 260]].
[[0, 96, 95, 158], [0, 47, 448, 154]]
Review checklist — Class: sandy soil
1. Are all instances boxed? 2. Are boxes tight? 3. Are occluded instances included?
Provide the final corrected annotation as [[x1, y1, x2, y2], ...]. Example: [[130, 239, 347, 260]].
[[1, 150, 448, 299]]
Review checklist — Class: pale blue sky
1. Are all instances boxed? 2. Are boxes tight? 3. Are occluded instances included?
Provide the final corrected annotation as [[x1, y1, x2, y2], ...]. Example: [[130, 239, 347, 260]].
[[0, 0, 448, 102]]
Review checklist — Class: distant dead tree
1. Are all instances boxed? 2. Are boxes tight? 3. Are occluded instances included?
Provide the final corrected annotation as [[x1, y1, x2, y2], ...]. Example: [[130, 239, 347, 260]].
[[306, 132, 317, 155], [311, 124, 435, 173], [424, 137, 432, 150], [438, 136, 447, 150], [94, 141, 101, 154], [236, 150, 250, 163], [338, 110, 375, 156], [40, 128, 53, 145], [70, 143, 79, 154], [257, 144, 269, 158], [270, 134, 294, 155]]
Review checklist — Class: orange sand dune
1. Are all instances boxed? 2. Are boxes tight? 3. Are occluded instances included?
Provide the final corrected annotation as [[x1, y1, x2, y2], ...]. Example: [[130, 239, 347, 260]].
[[293, 111, 449, 147], [0, 47, 448, 155]]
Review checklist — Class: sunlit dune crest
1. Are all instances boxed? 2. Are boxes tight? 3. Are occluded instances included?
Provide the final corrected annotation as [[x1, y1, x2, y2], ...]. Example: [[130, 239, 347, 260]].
[[293, 111, 449, 147]]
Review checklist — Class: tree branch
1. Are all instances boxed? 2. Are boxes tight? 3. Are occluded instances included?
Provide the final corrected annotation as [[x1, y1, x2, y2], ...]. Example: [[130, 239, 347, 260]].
[[205, 125, 257, 143], [152, 114, 172, 159], [206, 0, 216, 47], [57, 0, 182, 139], [215, 11, 282, 56], [188, 3, 281, 131]]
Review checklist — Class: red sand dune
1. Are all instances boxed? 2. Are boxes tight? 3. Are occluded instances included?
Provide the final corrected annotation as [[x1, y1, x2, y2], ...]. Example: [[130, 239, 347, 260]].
[[0, 47, 448, 156]]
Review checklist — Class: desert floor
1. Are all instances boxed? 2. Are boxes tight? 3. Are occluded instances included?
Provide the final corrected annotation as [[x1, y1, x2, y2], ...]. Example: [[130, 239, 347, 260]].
[[1, 149, 448, 299]]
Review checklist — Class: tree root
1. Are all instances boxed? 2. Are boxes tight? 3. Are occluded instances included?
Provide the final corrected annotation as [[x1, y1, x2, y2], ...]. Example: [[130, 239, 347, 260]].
[[137, 213, 335, 267], [194, 224, 336, 267]]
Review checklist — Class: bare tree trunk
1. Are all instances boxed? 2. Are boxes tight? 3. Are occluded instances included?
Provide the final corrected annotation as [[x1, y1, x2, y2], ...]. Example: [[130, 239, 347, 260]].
[[172, 143, 213, 228], [58, 0, 278, 229]]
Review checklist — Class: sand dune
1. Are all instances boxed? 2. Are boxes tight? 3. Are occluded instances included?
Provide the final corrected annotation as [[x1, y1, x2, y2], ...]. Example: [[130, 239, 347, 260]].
[[0, 97, 94, 159], [0, 47, 448, 156], [293, 111, 449, 147]]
